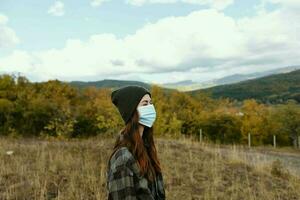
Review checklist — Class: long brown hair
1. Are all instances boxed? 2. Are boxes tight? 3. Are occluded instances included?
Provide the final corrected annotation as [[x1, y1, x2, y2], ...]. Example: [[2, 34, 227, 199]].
[[108, 109, 162, 182]]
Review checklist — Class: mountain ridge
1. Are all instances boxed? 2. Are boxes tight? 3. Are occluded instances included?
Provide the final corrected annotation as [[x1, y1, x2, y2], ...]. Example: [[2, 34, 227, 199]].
[[187, 69, 300, 104], [162, 65, 300, 91]]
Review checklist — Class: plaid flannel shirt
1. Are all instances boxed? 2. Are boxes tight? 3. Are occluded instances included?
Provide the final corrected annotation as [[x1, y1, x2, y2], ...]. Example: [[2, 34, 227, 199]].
[[106, 146, 166, 200]]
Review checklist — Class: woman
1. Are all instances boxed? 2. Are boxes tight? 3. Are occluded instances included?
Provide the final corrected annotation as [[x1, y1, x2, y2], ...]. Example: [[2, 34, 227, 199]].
[[106, 85, 166, 200]]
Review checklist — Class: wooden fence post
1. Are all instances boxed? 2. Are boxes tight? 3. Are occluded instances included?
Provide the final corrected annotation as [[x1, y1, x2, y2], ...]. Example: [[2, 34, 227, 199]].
[[273, 135, 276, 148], [248, 133, 251, 148], [199, 129, 202, 143]]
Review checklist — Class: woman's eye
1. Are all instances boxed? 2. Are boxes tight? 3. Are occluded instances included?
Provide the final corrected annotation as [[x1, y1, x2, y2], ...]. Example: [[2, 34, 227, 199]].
[[142, 102, 152, 106]]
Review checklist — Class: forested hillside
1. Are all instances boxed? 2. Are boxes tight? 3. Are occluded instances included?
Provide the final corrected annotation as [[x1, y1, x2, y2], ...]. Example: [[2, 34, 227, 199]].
[[188, 69, 300, 104], [1, 74, 300, 147]]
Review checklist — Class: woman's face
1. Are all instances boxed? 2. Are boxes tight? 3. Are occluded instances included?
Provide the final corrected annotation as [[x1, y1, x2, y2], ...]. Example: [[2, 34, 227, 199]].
[[138, 94, 152, 107]]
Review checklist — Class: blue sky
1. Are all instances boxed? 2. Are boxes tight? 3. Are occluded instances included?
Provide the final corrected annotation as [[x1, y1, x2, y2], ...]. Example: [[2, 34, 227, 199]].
[[0, 0, 299, 83], [1, 0, 265, 52]]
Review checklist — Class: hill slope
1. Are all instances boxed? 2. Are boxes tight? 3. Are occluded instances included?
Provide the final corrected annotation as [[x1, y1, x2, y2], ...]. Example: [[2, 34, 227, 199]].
[[187, 69, 300, 103]]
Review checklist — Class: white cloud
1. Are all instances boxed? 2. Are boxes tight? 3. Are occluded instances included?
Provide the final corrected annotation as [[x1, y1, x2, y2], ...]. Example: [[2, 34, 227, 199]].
[[0, 14, 19, 48], [48, 1, 65, 17], [126, 0, 234, 10], [1, 1, 300, 83], [0, 15, 8, 24], [90, 0, 111, 7]]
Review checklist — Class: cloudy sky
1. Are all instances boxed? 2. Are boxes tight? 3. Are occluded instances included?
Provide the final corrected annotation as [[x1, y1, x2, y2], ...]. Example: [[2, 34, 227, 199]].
[[0, 0, 299, 84]]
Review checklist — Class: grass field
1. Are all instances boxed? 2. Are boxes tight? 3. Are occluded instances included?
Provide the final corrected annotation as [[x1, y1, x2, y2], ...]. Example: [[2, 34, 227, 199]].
[[0, 136, 300, 200]]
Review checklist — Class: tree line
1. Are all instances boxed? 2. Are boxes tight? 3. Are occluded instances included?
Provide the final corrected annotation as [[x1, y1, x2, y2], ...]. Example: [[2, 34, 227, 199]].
[[0, 74, 300, 147]]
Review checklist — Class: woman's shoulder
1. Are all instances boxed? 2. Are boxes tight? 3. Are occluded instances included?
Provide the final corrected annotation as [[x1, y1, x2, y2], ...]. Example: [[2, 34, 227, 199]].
[[109, 146, 136, 170]]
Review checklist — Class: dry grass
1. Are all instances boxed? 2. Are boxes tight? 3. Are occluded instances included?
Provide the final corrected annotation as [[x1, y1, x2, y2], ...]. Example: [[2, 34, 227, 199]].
[[0, 136, 300, 200]]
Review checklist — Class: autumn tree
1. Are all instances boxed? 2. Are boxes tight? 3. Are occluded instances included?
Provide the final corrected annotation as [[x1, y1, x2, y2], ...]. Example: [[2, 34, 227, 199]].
[[241, 99, 269, 145], [150, 85, 174, 136]]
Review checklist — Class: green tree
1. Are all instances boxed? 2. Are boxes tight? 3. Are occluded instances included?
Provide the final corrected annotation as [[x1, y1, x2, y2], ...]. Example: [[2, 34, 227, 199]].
[[202, 113, 242, 144], [0, 98, 14, 135], [273, 100, 300, 148]]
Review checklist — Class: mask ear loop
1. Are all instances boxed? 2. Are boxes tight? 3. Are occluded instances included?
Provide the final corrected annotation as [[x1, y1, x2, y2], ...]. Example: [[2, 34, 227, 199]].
[[120, 133, 124, 141], [118, 129, 124, 141]]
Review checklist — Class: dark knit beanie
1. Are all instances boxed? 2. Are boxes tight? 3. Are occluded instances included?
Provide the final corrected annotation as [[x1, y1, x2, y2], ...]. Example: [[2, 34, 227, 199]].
[[111, 85, 151, 124]]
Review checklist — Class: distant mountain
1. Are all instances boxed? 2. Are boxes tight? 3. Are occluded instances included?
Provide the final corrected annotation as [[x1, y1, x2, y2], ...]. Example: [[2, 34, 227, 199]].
[[187, 69, 300, 104], [163, 65, 300, 91], [164, 80, 195, 87], [212, 65, 300, 86], [68, 79, 176, 94], [161, 80, 201, 91], [69, 79, 151, 90]]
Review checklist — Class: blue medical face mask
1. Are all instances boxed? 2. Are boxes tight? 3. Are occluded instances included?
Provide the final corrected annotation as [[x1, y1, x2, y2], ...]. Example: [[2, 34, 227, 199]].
[[137, 104, 156, 128]]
